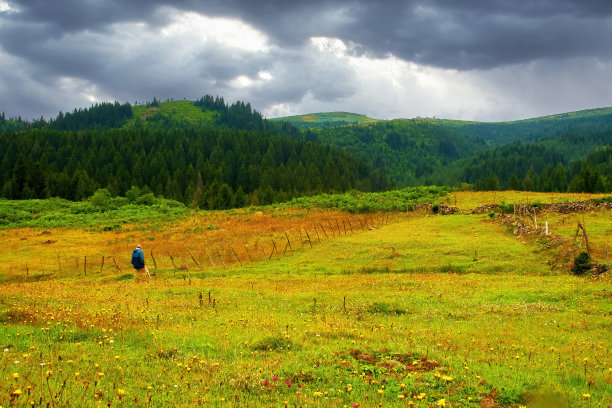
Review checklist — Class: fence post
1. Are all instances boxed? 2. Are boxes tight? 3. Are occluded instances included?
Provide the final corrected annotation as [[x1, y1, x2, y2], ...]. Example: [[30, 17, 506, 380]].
[[284, 232, 293, 253], [231, 247, 242, 266], [150, 251, 158, 269], [204, 249, 216, 268], [319, 224, 329, 240], [328, 220, 336, 238], [112, 256, 122, 273], [216, 250, 227, 269], [304, 229, 313, 248], [243, 245, 253, 264], [189, 251, 203, 271]]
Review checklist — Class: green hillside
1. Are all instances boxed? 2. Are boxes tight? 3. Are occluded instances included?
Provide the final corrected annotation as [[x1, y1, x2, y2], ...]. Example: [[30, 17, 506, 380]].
[[304, 108, 611, 190], [437, 106, 612, 145], [126, 99, 218, 129], [1, 98, 610, 196], [270, 111, 378, 128]]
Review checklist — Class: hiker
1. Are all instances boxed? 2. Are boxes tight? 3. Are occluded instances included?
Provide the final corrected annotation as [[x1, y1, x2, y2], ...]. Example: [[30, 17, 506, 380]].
[[131, 244, 149, 282]]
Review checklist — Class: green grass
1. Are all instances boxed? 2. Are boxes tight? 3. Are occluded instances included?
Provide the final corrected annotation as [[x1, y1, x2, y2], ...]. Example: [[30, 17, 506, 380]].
[[0, 196, 189, 230], [1, 202, 610, 407], [281, 186, 449, 213], [125, 100, 218, 128], [1, 268, 610, 407]]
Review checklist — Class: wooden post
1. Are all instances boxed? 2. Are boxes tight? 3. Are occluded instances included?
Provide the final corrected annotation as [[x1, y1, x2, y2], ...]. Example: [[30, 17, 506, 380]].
[[26, 262, 29, 278], [189, 251, 203, 271], [304, 229, 313, 248], [347, 219, 354, 234], [216, 250, 227, 269], [243, 245, 254, 264], [545, 221, 549, 236], [168, 253, 178, 270], [150, 251, 158, 269], [84, 256, 87, 276], [112, 256, 122, 273], [312, 225, 321, 242], [574, 223, 591, 254], [269, 240, 278, 261], [40, 259, 45, 276], [100, 256, 105, 273], [343, 296, 346, 314], [358, 217, 365, 231], [256, 240, 265, 255], [204, 249, 216, 268], [342, 219, 347, 235], [336, 219, 342, 235], [319, 224, 329, 239], [284, 232, 293, 253], [328, 220, 335, 238], [231, 247, 242, 266]]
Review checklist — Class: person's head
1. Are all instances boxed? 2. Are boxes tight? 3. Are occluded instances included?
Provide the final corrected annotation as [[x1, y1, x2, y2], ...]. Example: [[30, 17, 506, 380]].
[[137, 244, 142, 249]]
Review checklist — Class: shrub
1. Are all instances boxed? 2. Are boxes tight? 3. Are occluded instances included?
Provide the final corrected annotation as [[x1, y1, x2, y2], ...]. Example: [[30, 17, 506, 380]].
[[499, 201, 514, 214], [136, 193, 156, 205], [572, 252, 591, 275], [91, 188, 112, 207]]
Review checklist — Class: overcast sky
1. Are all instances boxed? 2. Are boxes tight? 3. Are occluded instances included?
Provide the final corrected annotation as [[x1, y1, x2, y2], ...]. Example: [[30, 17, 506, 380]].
[[1, 0, 612, 122]]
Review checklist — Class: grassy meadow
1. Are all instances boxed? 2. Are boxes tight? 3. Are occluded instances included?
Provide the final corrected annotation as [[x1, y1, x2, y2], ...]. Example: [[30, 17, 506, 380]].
[[0, 192, 610, 407]]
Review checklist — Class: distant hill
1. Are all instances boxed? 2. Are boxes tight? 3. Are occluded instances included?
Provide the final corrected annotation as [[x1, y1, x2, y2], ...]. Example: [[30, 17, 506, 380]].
[[126, 99, 218, 129], [270, 111, 378, 128], [297, 107, 611, 190], [436, 106, 612, 145], [1, 99, 610, 196]]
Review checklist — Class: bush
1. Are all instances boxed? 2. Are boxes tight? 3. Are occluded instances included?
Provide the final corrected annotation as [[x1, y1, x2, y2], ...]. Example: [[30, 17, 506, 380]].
[[572, 252, 591, 275], [594, 195, 612, 205], [283, 186, 449, 213], [90, 188, 112, 207], [499, 201, 514, 214]]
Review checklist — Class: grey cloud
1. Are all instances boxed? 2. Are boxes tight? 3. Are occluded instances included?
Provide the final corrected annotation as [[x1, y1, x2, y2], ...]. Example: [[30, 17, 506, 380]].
[[1, 0, 612, 120], [4, 0, 612, 70]]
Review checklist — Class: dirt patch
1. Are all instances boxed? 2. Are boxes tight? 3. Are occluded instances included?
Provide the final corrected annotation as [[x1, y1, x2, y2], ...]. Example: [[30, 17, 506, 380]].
[[345, 349, 441, 374]]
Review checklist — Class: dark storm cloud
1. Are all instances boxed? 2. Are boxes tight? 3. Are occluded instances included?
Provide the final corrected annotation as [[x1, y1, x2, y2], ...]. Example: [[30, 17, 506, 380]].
[[5, 0, 612, 69], [1, 0, 612, 119]]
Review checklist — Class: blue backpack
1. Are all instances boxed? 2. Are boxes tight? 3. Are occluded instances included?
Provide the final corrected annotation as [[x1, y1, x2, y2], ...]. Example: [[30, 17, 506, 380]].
[[131, 248, 144, 269]]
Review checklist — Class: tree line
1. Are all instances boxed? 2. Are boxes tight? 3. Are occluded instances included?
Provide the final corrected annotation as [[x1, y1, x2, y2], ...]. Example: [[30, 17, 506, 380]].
[[0, 127, 390, 209], [460, 140, 611, 193]]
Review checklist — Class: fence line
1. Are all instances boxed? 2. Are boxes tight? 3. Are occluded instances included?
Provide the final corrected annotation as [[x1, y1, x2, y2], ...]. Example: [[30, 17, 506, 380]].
[[5, 212, 404, 279]]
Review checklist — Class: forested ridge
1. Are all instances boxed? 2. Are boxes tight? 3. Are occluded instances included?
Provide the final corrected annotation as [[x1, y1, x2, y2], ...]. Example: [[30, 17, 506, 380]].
[[0, 127, 389, 208], [308, 113, 612, 192], [1, 97, 611, 207]]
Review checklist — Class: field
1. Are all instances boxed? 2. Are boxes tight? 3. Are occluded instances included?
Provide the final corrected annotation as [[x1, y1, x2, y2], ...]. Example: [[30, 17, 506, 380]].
[[270, 112, 378, 128], [0, 192, 610, 407]]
